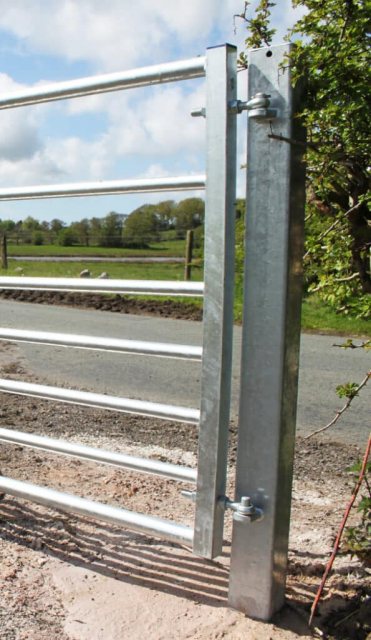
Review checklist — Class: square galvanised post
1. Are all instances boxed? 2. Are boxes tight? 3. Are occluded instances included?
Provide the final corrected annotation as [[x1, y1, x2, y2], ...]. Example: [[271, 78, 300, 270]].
[[193, 44, 237, 559], [228, 44, 306, 619]]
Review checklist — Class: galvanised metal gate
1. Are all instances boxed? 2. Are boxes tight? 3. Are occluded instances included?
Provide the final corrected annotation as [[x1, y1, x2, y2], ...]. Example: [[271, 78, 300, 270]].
[[0, 44, 305, 621]]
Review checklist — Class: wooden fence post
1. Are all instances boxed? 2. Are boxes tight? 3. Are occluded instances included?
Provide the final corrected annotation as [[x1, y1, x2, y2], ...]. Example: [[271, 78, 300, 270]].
[[1, 234, 8, 270], [184, 229, 194, 281]]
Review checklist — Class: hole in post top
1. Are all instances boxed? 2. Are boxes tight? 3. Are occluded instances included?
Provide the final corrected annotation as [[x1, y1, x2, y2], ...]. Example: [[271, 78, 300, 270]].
[[266, 50, 273, 57]]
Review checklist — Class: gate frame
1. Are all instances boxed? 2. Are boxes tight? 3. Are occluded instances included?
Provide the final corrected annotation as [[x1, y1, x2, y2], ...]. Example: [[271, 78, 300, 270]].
[[0, 45, 238, 556], [0, 43, 306, 622]]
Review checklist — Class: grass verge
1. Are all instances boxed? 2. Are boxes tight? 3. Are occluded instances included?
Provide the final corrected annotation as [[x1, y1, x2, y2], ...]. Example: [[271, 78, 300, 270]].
[[301, 296, 370, 337]]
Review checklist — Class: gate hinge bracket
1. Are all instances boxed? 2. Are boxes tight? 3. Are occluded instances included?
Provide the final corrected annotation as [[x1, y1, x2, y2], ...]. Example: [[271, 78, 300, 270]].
[[191, 94, 277, 120], [229, 93, 277, 120], [181, 490, 264, 523], [221, 495, 264, 523]]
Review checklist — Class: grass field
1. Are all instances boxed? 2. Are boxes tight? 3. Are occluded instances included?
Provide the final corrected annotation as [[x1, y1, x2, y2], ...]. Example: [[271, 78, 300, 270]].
[[7, 240, 186, 258], [0, 259, 369, 336], [1, 259, 202, 281]]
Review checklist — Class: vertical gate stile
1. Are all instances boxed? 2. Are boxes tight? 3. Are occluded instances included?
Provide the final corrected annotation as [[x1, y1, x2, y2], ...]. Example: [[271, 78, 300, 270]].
[[228, 44, 306, 619], [193, 44, 237, 559]]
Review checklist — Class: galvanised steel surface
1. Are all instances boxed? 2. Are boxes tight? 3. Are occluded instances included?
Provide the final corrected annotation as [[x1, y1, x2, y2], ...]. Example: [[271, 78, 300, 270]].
[[0, 51, 211, 547], [0, 476, 194, 545], [0, 44, 307, 613], [0, 57, 206, 109], [0, 50, 222, 551], [193, 44, 237, 559], [0, 277, 204, 296], [0, 428, 197, 483], [0, 328, 203, 361], [0, 175, 205, 201], [228, 44, 306, 619], [0, 379, 200, 424]]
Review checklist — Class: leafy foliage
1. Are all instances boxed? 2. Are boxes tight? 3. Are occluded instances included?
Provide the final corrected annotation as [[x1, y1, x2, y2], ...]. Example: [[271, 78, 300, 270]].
[[123, 205, 160, 248], [172, 198, 204, 232], [335, 382, 359, 399], [238, 0, 371, 318], [343, 460, 371, 565], [234, 199, 246, 278], [235, 0, 276, 58], [0, 198, 205, 249]]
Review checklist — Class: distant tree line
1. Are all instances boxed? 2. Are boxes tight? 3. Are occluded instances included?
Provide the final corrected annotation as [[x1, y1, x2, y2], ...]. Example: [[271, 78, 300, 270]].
[[0, 197, 205, 248]]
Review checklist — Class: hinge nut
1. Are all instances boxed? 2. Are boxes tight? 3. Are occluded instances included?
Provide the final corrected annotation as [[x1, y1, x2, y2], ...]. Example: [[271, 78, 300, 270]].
[[223, 495, 264, 523], [229, 92, 277, 119]]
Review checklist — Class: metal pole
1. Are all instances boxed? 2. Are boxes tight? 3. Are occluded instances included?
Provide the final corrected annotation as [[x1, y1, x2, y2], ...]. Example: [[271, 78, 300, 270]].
[[0, 378, 200, 424], [0, 428, 197, 483], [0, 276, 204, 297], [0, 57, 206, 110], [0, 476, 193, 545], [193, 44, 237, 559], [228, 44, 306, 620], [0, 328, 202, 361], [0, 175, 205, 201]]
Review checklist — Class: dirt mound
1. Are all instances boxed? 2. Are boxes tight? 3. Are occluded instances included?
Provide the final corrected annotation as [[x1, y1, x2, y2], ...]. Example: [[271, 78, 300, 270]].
[[0, 289, 203, 321]]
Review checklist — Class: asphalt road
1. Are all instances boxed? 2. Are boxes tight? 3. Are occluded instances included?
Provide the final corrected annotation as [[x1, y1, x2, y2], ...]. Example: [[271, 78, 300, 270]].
[[0, 299, 369, 446]]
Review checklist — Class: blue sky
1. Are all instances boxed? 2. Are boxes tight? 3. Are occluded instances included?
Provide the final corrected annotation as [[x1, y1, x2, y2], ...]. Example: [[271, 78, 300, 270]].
[[0, 1, 301, 224]]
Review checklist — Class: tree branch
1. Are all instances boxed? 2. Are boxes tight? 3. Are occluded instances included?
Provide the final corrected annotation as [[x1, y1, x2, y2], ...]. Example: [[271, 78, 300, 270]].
[[268, 132, 318, 151], [332, 339, 371, 350], [304, 371, 370, 440], [304, 202, 363, 260], [310, 272, 360, 293], [309, 434, 371, 626]]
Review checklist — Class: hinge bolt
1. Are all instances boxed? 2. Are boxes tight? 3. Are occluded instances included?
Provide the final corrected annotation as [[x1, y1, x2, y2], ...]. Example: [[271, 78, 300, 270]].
[[222, 495, 264, 523], [229, 92, 277, 119], [191, 107, 206, 118]]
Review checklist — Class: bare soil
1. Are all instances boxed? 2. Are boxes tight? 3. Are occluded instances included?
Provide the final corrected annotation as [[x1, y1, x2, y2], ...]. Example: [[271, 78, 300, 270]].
[[0, 290, 203, 322], [0, 331, 370, 639]]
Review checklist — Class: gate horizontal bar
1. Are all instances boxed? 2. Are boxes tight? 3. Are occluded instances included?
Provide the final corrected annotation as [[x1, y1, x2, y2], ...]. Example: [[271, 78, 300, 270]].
[[0, 328, 203, 361], [0, 277, 204, 297], [0, 57, 206, 110], [0, 476, 194, 545], [0, 175, 206, 201], [0, 428, 197, 483], [0, 379, 200, 424]]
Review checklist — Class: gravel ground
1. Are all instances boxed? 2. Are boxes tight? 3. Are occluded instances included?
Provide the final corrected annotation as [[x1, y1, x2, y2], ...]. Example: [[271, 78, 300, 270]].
[[0, 339, 370, 639]]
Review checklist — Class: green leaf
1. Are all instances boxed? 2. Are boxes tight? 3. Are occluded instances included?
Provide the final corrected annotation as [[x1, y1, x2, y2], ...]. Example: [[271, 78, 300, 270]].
[[336, 382, 359, 399]]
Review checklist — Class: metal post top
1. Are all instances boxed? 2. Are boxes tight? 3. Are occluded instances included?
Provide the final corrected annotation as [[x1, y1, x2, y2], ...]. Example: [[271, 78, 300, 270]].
[[206, 43, 237, 51]]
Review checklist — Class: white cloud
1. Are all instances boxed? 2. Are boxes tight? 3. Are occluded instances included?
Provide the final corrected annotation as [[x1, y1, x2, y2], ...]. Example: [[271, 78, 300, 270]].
[[0, 80, 206, 189], [54, 84, 206, 179], [0, 0, 241, 72], [0, 153, 63, 187], [0, 74, 43, 163], [133, 85, 205, 155]]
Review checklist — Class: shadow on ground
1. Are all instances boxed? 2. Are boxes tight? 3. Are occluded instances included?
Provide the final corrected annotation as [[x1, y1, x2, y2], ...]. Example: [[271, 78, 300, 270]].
[[1, 496, 369, 638]]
